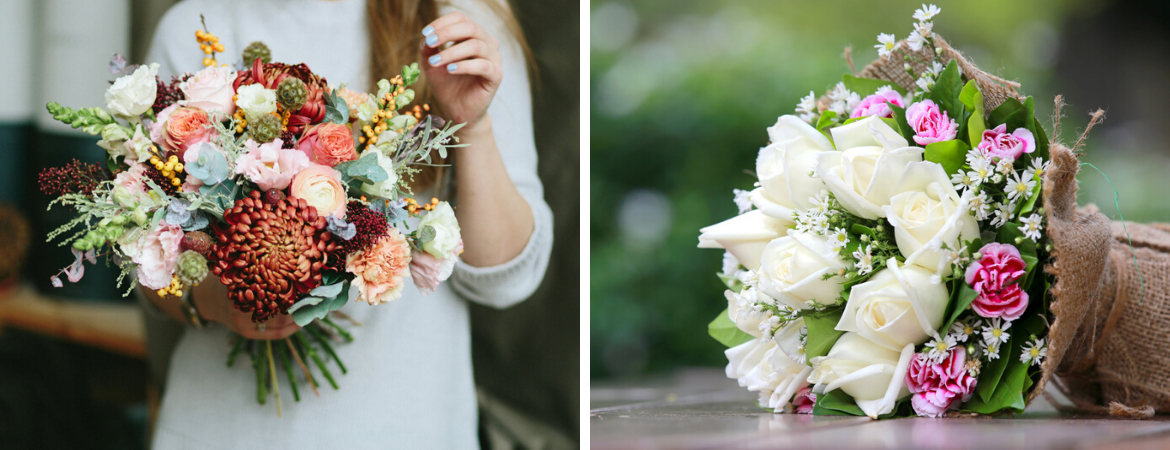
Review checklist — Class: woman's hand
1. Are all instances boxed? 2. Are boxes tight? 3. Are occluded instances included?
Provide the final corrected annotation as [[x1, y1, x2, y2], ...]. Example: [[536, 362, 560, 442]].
[[420, 11, 503, 134], [191, 280, 301, 340]]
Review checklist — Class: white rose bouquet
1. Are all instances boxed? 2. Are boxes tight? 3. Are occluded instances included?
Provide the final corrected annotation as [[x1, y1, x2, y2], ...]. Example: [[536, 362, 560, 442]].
[[699, 5, 1068, 419]]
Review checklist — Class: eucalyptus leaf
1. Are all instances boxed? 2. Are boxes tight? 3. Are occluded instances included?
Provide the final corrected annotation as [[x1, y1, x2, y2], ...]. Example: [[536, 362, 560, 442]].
[[707, 308, 755, 348], [803, 308, 846, 360], [288, 296, 325, 315], [323, 90, 350, 125], [309, 282, 345, 299], [418, 225, 437, 244], [924, 140, 970, 176]]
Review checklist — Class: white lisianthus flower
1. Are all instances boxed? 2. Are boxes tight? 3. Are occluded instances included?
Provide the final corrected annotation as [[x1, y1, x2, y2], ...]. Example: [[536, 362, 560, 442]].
[[417, 201, 462, 259], [235, 83, 278, 123], [836, 259, 949, 351], [105, 63, 159, 118], [749, 115, 834, 221], [814, 116, 924, 219], [757, 230, 849, 311], [698, 210, 789, 271], [358, 150, 402, 199], [883, 162, 980, 276], [726, 318, 814, 413], [807, 332, 915, 419]]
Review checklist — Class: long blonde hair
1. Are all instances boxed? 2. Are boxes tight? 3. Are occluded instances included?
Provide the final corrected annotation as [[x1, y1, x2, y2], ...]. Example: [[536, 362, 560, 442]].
[[367, 0, 533, 192]]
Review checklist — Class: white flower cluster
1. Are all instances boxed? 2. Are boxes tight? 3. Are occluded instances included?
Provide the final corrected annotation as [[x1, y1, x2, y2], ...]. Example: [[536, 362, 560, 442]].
[[827, 83, 861, 119], [793, 190, 835, 235], [951, 148, 1049, 241], [795, 91, 818, 124], [874, 4, 941, 59]]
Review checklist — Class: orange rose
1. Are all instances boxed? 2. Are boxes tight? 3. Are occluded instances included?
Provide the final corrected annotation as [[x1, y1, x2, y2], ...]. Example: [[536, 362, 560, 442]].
[[289, 164, 347, 218], [163, 107, 213, 152], [297, 123, 357, 167], [346, 229, 412, 305]]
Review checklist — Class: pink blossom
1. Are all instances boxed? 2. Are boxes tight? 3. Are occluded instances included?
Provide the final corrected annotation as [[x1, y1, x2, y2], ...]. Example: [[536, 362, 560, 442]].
[[179, 65, 237, 116], [132, 223, 184, 290], [905, 349, 977, 417], [148, 103, 178, 145], [234, 138, 311, 191], [906, 99, 958, 145], [965, 242, 1030, 320], [792, 386, 817, 414], [409, 238, 461, 295], [976, 124, 1035, 161], [113, 161, 148, 193], [850, 87, 904, 119]]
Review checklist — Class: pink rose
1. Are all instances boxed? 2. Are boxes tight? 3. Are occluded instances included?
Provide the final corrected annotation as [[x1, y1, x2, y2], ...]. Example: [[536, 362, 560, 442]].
[[792, 386, 817, 414], [162, 107, 213, 153], [976, 124, 1035, 161], [180, 65, 237, 116], [906, 99, 958, 145], [131, 223, 184, 290], [290, 164, 348, 218], [346, 229, 412, 305], [905, 349, 976, 418], [235, 138, 311, 191], [148, 103, 178, 145], [297, 123, 357, 167], [850, 87, 904, 119], [113, 161, 148, 193], [409, 238, 461, 295], [965, 242, 1030, 320]]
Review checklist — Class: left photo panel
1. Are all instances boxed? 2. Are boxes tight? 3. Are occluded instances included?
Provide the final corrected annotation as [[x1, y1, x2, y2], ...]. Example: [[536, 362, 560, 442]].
[[0, 0, 579, 448]]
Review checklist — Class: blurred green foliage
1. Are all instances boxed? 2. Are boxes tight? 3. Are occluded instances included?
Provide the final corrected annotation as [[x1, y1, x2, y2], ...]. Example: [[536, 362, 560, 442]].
[[589, 0, 1170, 379]]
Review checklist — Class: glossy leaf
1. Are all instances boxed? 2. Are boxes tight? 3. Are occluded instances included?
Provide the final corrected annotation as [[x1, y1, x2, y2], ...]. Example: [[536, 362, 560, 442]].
[[708, 308, 755, 348]]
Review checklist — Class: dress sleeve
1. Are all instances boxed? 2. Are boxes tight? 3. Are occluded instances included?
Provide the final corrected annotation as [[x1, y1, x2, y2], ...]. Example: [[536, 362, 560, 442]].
[[442, 2, 554, 309]]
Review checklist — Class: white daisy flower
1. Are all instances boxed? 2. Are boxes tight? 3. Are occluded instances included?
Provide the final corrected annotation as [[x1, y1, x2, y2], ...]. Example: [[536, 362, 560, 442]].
[[828, 227, 850, 250], [875, 33, 900, 58], [721, 251, 740, 277], [981, 317, 1011, 346], [795, 91, 818, 123], [950, 319, 981, 343], [1005, 172, 1036, 202], [926, 61, 945, 77], [1020, 338, 1047, 367], [915, 75, 934, 93], [950, 171, 977, 193], [970, 191, 991, 221], [968, 157, 994, 185], [913, 4, 942, 22], [925, 334, 958, 364], [906, 29, 926, 52], [991, 202, 1015, 229], [1021, 213, 1044, 242], [996, 158, 1015, 176], [853, 244, 875, 276], [984, 341, 1001, 360], [844, 92, 862, 113], [828, 82, 851, 102], [809, 191, 832, 213], [1029, 157, 1050, 179], [733, 188, 754, 214], [914, 20, 934, 38]]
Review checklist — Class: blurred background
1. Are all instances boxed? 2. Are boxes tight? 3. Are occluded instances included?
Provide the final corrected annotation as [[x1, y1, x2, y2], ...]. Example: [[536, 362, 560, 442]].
[[0, 0, 578, 448], [590, 0, 1170, 381]]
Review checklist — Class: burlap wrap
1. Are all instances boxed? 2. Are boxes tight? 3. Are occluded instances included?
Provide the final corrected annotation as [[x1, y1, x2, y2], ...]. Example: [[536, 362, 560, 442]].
[[830, 35, 1167, 416]]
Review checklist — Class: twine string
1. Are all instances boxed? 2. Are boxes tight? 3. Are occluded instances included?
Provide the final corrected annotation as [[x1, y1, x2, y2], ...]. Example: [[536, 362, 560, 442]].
[[1078, 162, 1145, 306]]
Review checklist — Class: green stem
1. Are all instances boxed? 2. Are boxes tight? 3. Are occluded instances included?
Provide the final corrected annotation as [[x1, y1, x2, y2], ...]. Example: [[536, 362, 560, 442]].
[[250, 342, 267, 405], [279, 341, 301, 402], [266, 340, 282, 418], [321, 316, 354, 342], [307, 324, 348, 374], [226, 334, 245, 367], [295, 332, 338, 390]]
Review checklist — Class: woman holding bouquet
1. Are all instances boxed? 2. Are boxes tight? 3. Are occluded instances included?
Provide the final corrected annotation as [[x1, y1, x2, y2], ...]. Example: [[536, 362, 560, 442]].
[[140, 0, 552, 447]]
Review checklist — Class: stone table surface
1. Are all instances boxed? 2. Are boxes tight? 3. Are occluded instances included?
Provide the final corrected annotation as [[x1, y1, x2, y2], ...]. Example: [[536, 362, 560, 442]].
[[590, 368, 1170, 450]]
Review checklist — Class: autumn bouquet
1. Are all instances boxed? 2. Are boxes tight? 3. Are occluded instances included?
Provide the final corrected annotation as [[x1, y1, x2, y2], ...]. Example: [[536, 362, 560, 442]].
[[40, 21, 463, 414], [698, 5, 1066, 419]]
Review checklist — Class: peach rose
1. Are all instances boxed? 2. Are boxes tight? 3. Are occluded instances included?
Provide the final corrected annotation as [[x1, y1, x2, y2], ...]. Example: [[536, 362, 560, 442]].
[[297, 123, 357, 167], [290, 164, 347, 218], [163, 107, 213, 152], [346, 229, 412, 305]]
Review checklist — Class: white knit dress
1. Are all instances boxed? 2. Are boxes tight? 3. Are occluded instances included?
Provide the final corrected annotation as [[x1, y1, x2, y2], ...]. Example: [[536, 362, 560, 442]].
[[145, 0, 552, 448]]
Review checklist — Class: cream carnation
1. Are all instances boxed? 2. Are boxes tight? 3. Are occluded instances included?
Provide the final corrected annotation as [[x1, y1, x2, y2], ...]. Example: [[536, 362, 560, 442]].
[[346, 229, 412, 305], [105, 63, 159, 118], [235, 83, 278, 123]]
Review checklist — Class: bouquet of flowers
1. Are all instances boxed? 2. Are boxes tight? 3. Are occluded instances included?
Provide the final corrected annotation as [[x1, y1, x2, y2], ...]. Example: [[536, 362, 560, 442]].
[[698, 5, 1073, 419], [39, 19, 464, 414]]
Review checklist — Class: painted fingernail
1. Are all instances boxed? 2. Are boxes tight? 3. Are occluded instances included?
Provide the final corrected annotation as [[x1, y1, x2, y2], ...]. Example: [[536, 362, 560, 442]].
[[446, 63, 457, 72], [425, 34, 438, 46], [429, 54, 442, 66], [422, 26, 434, 36]]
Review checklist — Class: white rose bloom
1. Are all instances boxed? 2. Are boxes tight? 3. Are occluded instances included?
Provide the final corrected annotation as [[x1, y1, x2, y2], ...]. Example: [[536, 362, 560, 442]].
[[357, 150, 401, 199], [417, 201, 462, 259], [883, 162, 980, 277], [698, 210, 789, 271], [235, 83, 278, 123], [726, 318, 813, 412], [724, 287, 765, 338], [104, 63, 159, 118], [750, 115, 834, 220], [758, 230, 849, 311], [814, 116, 924, 219], [836, 259, 949, 352], [807, 331, 915, 419]]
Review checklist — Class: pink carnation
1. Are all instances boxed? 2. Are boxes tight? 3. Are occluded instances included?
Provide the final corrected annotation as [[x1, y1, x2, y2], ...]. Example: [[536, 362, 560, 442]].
[[234, 138, 311, 191], [976, 124, 1035, 161], [850, 87, 904, 119], [906, 99, 958, 145], [131, 223, 184, 290], [905, 349, 977, 418], [409, 238, 461, 295], [792, 386, 817, 414], [965, 242, 1029, 320], [347, 229, 412, 305]]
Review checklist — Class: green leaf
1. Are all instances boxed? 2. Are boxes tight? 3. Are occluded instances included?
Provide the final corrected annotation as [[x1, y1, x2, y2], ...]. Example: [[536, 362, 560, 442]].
[[960, 80, 987, 145], [880, 117, 901, 135], [924, 140, 970, 177], [417, 225, 436, 244], [815, 110, 837, 132], [1017, 179, 1042, 217], [323, 90, 351, 125], [716, 272, 744, 293], [309, 282, 344, 299], [803, 308, 846, 360], [708, 309, 755, 348], [927, 60, 965, 122], [401, 62, 420, 86], [987, 97, 1023, 128], [940, 285, 978, 336], [975, 331, 1013, 404], [958, 80, 980, 111], [288, 296, 325, 315], [842, 74, 906, 97], [888, 104, 915, 143], [812, 388, 864, 416]]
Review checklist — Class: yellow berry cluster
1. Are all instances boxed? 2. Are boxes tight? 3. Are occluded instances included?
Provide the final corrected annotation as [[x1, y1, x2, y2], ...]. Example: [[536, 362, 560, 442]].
[[405, 197, 440, 214], [196, 29, 224, 67], [359, 110, 394, 145], [157, 275, 184, 298], [232, 106, 247, 133], [150, 155, 185, 187]]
